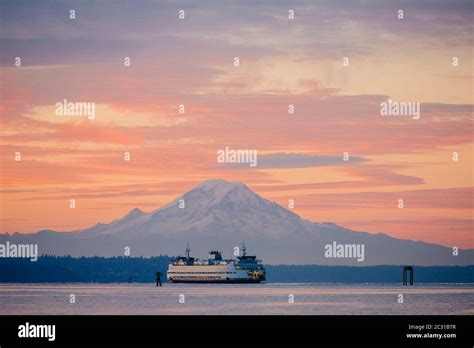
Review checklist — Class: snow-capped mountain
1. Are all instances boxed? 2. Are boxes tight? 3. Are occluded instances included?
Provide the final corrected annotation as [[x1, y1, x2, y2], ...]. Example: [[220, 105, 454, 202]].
[[1, 179, 473, 265]]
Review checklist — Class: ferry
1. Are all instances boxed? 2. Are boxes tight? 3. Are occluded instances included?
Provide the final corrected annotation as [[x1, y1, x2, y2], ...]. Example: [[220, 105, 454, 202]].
[[167, 244, 266, 283]]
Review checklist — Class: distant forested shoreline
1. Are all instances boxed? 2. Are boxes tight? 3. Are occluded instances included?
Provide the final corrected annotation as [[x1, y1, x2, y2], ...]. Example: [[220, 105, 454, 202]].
[[0, 256, 472, 283]]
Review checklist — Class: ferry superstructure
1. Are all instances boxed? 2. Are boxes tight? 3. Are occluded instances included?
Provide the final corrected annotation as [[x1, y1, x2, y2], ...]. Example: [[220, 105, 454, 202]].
[[167, 244, 266, 283]]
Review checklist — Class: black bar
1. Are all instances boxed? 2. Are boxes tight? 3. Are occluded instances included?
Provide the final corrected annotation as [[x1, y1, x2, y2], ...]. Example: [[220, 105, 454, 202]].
[[0, 315, 471, 347]]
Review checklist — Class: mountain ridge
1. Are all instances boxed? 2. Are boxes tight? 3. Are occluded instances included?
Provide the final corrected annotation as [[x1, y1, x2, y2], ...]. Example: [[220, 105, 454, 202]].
[[1, 179, 473, 265]]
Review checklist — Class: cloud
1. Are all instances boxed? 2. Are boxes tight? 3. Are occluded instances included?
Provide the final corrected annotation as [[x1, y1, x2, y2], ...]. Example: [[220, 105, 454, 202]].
[[256, 153, 367, 169], [0, 0, 472, 247], [295, 187, 473, 210]]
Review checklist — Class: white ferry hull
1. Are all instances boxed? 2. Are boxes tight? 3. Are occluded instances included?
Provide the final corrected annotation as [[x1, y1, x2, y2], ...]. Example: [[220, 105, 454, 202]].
[[169, 278, 262, 283], [167, 265, 265, 283]]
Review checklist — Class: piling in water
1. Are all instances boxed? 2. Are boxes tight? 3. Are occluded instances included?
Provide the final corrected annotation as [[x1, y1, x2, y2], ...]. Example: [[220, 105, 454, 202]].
[[402, 266, 414, 286], [156, 272, 162, 287]]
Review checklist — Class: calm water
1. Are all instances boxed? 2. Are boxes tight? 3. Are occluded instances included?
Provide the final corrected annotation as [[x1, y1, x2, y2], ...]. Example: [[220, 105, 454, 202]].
[[0, 283, 472, 315]]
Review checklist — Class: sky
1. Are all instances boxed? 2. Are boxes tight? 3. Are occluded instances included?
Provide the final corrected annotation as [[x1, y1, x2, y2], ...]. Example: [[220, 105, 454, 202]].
[[0, 0, 473, 248]]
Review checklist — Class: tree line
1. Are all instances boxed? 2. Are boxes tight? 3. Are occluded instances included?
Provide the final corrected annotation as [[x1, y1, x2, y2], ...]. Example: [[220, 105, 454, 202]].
[[0, 256, 472, 283]]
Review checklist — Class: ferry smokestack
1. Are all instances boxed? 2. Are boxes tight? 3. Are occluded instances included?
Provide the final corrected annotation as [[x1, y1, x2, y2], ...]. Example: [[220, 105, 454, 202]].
[[185, 243, 191, 259]]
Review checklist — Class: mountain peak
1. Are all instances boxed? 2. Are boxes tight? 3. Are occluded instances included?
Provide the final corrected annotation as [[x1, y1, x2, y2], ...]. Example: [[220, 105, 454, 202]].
[[7, 178, 473, 265], [124, 208, 145, 219], [196, 179, 245, 189], [183, 179, 254, 207]]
